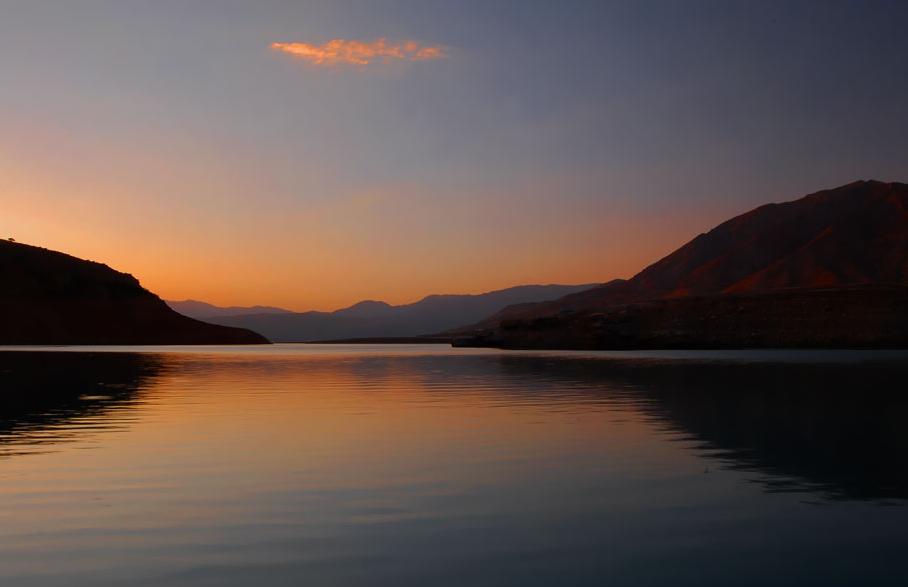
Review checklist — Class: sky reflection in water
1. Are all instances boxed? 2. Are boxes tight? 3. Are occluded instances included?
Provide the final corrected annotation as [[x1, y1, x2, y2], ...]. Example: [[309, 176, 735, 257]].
[[0, 345, 906, 586]]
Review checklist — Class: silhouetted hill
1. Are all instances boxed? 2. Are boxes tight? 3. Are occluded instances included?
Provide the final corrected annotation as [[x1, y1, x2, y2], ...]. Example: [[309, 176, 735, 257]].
[[0, 241, 268, 344], [455, 180, 908, 348], [206, 283, 599, 342], [167, 299, 292, 319]]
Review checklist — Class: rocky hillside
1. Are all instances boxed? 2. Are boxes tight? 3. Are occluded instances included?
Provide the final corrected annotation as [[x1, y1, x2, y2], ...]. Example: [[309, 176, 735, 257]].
[[455, 180, 908, 348], [0, 241, 268, 344]]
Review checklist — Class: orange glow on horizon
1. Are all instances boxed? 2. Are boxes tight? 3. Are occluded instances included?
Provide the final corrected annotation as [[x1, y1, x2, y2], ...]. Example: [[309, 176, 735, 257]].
[[0, 116, 726, 313]]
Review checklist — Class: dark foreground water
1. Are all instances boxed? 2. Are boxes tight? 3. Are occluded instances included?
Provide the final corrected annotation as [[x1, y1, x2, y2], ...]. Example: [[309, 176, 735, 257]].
[[1, 345, 907, 586]]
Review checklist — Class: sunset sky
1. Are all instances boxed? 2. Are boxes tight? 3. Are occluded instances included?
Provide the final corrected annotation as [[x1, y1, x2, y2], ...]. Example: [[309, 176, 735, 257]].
[[2, 0, 907, 311]]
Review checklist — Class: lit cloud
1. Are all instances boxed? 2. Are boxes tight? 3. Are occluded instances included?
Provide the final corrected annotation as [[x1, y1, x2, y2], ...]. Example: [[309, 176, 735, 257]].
[[270, 38, 446, 67]]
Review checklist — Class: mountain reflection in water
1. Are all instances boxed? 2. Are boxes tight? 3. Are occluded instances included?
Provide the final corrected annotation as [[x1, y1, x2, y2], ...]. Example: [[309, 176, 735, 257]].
[[494, 356, 908, 501], [0, 346, 906, 587], [0, 350, 905, 499], [0, 352, 163, 458]]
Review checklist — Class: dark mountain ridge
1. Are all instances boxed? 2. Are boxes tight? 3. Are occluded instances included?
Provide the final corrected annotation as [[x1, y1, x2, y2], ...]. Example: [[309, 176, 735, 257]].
[[455, 180, 908, 348], [634, 179, 908, 295], [0, 241, 268, 344]]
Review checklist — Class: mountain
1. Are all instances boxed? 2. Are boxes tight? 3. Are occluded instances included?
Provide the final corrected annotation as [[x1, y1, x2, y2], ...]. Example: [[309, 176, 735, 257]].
[[167, 299, 292, 319], [454, 180, 908, 348], [0, 240, 268, 345], [204, 283, 600, 342]]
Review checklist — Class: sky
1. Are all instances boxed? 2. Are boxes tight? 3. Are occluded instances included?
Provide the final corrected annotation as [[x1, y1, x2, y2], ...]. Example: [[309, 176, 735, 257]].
[[2, 0, 907, 311]]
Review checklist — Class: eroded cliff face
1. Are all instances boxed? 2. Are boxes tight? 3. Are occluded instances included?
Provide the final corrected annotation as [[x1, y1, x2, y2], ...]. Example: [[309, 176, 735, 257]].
[[0, 240, 268, 344]]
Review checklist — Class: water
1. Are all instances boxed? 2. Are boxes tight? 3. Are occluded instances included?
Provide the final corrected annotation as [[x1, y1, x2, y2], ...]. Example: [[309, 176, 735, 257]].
[[1, 344, 907, 586]]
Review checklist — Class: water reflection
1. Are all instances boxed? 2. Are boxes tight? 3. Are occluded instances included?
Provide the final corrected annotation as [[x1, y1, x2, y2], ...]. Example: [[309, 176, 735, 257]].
[[256, 351, 908, 502], [0, 352, 162, 457], [2, 350, 905, 501], [0, 348, 907, 586], [494, 356, 908, 501]]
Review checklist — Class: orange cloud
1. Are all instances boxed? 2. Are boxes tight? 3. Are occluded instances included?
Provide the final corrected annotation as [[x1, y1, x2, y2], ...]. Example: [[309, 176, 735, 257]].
[[270, 38, 447, 67]]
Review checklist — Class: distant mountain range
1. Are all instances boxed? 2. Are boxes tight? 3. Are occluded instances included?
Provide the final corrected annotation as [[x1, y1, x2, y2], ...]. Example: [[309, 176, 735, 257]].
[[9, 179, 906, 348], [177, 284, 599, 342], [0, 241, 267, 345], [167, 300, 292, 319], [455, 180, 908, 348]]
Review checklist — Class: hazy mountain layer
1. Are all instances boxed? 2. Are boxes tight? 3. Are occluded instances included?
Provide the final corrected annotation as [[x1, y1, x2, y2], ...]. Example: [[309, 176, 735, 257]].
[[201, 284, 599, 342], [167, 300, 292, 319]]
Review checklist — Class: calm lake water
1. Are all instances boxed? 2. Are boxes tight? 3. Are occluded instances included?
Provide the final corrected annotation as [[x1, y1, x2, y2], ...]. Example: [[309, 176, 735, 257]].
[[1, 344, 907, 586]]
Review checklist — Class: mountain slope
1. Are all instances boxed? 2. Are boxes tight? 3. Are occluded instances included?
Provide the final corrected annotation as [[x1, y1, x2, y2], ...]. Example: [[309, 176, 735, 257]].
[[455, 180, 908, 348], [206, 283, 600, 342], [634, 179, 908, 296], [0, 241, 268, 344]]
